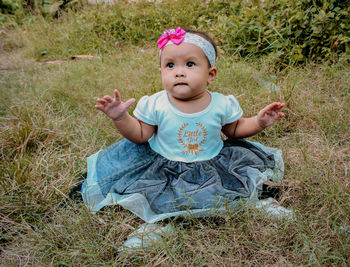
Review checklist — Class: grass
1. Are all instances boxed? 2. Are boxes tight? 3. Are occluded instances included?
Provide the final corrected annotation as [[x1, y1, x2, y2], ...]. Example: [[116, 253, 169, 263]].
[[1, 5, 350, 267]]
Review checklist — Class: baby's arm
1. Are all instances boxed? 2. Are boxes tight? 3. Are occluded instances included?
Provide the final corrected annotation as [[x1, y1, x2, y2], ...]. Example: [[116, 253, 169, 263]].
[[222, 102, 284, 139], [95, 89, 156, 144]]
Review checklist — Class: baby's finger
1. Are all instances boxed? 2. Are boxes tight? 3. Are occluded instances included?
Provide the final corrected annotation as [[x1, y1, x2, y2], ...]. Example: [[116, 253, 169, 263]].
[[267, 102, 285, 112], [277, 102, 285, 110], [104, 95, 114, 103], [95, 104, 104, 111], [271, 102, 282, 108], [260, 103, 276, 114], [124, 98, 136, 109], [96, 98, 107, 105], [114, 89, 122, 102], [275, 112, 284, 120]]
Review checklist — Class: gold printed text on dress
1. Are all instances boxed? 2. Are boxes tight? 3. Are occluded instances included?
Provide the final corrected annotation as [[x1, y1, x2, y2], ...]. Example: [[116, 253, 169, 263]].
[[177, 122, 208, 155]]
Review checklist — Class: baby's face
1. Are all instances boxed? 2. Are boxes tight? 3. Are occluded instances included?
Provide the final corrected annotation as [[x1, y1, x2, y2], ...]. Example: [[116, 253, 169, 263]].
[[159, 43, 216, 101]]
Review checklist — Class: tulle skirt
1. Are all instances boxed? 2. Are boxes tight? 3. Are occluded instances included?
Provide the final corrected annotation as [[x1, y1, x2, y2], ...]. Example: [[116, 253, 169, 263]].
[[82, 139, 284, 223]]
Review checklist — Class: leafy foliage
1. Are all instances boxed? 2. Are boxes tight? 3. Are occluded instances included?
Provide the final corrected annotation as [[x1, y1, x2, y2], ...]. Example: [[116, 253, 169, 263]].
[[1, 0, 349, 66], [207, 0, 350, 65], [0, 0, 18, 14]]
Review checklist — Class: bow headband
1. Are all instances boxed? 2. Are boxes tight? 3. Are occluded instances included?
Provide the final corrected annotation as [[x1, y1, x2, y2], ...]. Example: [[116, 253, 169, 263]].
[[157, 27, 216, 67]]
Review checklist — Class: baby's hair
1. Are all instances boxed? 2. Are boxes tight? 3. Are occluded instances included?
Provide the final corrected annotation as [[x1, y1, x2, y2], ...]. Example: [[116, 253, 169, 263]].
[[184, 28, 217, 59]]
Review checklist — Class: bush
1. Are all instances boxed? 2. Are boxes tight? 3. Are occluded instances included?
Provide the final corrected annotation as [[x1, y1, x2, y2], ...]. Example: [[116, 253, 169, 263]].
[[2, 0, 349, 66], [206, 0, 350, 65]]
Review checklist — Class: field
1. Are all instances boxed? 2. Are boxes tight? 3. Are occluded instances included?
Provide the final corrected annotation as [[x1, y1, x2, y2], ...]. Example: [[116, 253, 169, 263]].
[[1, 1, 349, 266]]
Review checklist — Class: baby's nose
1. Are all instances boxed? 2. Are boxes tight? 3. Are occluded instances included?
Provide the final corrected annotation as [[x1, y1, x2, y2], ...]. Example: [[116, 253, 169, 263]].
[[175, 68, 185, 77]]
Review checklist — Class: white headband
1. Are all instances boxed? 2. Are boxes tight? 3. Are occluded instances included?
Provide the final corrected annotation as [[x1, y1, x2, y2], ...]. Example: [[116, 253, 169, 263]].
[[157, 27, 216, 67]]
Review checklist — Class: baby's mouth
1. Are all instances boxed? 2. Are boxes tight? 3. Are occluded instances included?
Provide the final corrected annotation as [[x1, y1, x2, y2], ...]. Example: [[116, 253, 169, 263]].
[[174, 82, 188, 86]]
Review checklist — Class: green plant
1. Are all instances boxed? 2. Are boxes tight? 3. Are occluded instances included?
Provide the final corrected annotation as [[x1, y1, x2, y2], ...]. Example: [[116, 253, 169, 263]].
[[3, 0, 348, 66], [206, 0, 349, 66]]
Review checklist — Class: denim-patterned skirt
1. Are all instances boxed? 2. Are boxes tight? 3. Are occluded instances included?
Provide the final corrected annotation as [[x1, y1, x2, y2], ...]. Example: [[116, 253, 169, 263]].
[[82, 139, 284, 223]]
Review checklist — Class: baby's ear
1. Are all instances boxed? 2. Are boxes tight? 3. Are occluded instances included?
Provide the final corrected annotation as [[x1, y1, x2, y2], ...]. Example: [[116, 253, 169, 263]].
[[207, 67, 217, 85], [159, 68, 162, 75]]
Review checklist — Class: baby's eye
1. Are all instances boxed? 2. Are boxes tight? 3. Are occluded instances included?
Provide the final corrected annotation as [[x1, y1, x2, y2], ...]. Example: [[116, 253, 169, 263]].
[[186, 61, 195, 67], [167, 62, 174, 68]]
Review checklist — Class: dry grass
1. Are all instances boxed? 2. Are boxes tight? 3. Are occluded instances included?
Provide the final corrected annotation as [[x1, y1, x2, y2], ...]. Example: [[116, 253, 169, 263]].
[[1, 21, 349, 267]]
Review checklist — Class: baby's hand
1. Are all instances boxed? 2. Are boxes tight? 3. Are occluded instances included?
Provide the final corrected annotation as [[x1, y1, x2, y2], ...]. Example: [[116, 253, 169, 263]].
[[257, 102, 285, 129], [95, 89, 135, 121]]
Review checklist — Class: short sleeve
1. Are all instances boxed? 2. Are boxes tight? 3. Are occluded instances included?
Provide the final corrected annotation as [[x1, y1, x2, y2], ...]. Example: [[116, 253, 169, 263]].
[[222, 95, 243, 125], [133, 95, 157, 125]]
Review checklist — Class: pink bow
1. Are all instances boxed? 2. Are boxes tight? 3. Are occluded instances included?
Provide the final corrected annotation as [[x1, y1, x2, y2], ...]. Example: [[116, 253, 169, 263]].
[[157, 27, 186, 50]]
